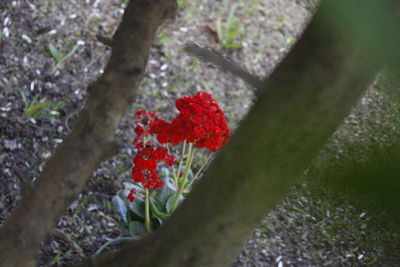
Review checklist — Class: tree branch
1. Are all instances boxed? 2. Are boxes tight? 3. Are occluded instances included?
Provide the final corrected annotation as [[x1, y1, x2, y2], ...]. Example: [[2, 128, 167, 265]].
[[0, 1, 177, 266], [184, 43, 265, 90]]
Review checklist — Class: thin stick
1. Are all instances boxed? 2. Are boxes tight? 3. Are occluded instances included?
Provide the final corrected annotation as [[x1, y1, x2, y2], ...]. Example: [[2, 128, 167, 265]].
[[184, 43, 264, 90], [185, 153, 214, 190]]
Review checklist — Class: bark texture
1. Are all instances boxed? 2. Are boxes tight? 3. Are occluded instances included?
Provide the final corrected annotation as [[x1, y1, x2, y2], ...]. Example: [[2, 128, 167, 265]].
[[0, 1, 176, 266], [77, 2, 383, 267]]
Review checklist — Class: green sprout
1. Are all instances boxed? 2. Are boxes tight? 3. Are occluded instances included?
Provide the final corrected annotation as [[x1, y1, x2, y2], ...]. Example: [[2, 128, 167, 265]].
[[48, 40, 82, 71], [216, 4, 243, 49], [20, 92, 64, 119]]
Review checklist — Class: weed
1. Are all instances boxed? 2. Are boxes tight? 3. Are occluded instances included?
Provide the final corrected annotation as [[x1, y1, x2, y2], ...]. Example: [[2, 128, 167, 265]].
[[48, 40, 82, 71], [199, 81, 213, 94], [103, 201, 112, 210], [156, 33, 172, 44], [216, 4, 243, 49], [117, 164, 130, 175], [81, 194, 92, 206], [50, 252, 62, 265], [20, 92, 64, 119], [48, 42, 62, 62], [189, 59, 199, 72], [177, 0, 186, 10]]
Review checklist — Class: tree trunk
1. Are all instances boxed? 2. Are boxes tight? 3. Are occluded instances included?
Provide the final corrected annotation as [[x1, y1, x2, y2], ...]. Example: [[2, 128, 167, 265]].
[[0, 1, 177, 266], [78, 2, 384, 267]]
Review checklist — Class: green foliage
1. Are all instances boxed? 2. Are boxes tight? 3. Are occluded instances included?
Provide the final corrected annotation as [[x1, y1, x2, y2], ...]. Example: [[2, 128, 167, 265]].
[[177, 0, 186, 10], [97, 166, 197, 255], [50, 252, 62, 265], [48, 42, 62, 63], [20, 92, 64, 119], [156, 33, 172, 44], [47, 40, 81, 70], [111, 168, 194, 240], [216, 4, 243, 49]]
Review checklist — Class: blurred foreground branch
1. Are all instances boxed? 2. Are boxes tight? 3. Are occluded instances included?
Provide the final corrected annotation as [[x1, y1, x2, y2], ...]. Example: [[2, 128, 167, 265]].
[[0, 0, 177, 266]]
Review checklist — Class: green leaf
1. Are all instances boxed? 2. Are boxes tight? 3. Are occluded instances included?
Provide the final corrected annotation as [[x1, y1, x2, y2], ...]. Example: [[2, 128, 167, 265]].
[[157, 34, 172, 42], [20, 91, 28, 106], [25, 101, 53, 117], [116, 189, 145, 220], [125, 210, 142, 225], [127, 197, 145, 218], [187, 169, 194, 181], [156, 179, 175, 203], [51, 101, 64, 110], [128, 221, 146, 239], [160, 167, 170, 178], [166, 194, 176, 213], [177, 0, 185, 9], [112, 196, 128, 223], [227, 24, 240, 43], [123, 182, 145, 195], [48, 42, 62, 62], [149, 199, 168, 221], [59, 43, 79, 63], [224, 43, 243, 49], [225, 4, 239, 34], [53, 42, 81, 70]]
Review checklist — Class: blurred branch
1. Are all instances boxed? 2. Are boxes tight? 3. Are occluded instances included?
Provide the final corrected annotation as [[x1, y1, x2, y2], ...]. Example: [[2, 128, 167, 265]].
[[0, 0, 177, 266], [184, 43, 265, 90], [96, 34, 113, 47]]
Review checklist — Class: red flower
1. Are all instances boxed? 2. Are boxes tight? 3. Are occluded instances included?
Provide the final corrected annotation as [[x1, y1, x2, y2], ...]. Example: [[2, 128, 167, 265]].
[[133, 110, 160, 144], [153, 147, 168, 160], [130, 92, 230, 192], [165, 154, 175, 166], [127, 188, 136, 202], [131, 141, 175, 191], [132, 168, 145, 182], [148, 92, 230, 151]]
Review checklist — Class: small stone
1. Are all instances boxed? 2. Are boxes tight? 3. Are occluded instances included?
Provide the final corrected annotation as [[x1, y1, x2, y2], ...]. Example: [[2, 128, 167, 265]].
[[42, 151, 51, 159], [160, 63, 168, 71], [4, 139, 17, 151]]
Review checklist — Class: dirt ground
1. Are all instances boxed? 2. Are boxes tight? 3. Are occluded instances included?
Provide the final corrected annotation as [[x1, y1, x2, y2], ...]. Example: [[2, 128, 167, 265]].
[[1, 0, 399, 266]]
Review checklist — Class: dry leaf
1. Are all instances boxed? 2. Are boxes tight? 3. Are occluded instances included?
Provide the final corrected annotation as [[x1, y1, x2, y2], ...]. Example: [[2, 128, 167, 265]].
[[203, 25, 220, 43]]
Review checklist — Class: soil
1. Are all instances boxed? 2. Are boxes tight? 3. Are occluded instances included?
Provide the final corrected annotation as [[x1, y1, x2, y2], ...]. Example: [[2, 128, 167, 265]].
[[0, 0, 399, 266]]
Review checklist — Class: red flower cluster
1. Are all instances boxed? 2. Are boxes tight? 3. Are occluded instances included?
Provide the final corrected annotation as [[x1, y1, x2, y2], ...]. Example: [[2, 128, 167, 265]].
[[132, 142, 174, 190], [149, 92, 230, 152], [129, 92, 230, 201]]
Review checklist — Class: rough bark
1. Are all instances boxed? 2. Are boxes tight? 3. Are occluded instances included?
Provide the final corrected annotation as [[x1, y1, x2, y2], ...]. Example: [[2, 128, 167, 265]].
[[78, 2, 383, 267], [0, 0, 176, 266]]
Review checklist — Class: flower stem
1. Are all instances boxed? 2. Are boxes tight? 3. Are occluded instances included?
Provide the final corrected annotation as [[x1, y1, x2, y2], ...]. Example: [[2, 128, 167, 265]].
[[177, 142, 187, 178], [170, 142, 186, 185], [170, 143, 195, 212], [181, 143, 195, 187], [170, 188, 181, 213], [144, 189, 152, 233], [185, 152, 213, 190]]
